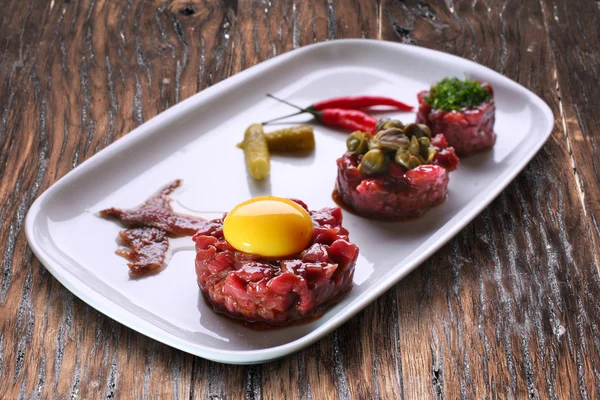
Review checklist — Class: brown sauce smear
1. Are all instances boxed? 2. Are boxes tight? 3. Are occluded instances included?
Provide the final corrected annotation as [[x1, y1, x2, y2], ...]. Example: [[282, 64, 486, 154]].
[[331, 188, 357, 215]]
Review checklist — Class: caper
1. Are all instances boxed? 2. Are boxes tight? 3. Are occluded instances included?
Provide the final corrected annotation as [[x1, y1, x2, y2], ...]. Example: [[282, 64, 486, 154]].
[[418, 137, 431, 157], [346, 131, 369, 154], [408, 155, 422, 169], [395, 149, 422, 170], [395, 149, 411, 169], [368, 134, 382, 150], [375, 118, 390, 132], [367, 131, 384, 150], [359, 149, 390, 175], [381, 133, 410, 150], [382, 119, 405, 130], [408, 135, 420, 156], [403, 123, 422, 138], [370, 128, 410, 151], [378, 128, 404, 136], [417, 124, 432, 138], [427, 147, 436, 163]]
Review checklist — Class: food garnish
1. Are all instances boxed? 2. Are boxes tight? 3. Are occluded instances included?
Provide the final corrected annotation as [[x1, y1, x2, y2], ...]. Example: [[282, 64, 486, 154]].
[[238, 124, 316, 180], [262, 95, 378, 134], [319, 108, 378, 134], [262, 94, 413, 125], [238, 125, 315, 152], [345, 120, 454, 175], [310, 95, 413, 112], [240, 124, 270, 180], [424, 77, 491, 111], [417, 77, 496, 155], [264, 125, 315, 152], [358, 149, 390, 175]]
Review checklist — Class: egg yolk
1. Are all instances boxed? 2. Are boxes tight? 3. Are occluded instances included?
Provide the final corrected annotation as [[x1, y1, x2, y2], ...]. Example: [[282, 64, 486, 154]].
[[222, 196, 314, 258]]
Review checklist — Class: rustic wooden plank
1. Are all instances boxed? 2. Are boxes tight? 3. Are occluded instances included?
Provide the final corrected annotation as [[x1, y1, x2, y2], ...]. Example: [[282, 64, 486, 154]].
[[540, 0, 600, 244], [382, 0, 600, 399], [540, 0, 600, 398], [1, 0, 599, 398], [0, 0, 236, 398]]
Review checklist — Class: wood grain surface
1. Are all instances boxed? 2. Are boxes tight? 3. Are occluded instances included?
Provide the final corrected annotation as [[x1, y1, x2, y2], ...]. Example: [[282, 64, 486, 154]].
[[1, 0, 599, 398]]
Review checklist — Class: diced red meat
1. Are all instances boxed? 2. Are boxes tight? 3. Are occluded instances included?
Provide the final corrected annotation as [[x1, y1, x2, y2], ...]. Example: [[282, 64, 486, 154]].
[[193, 202, 359, 325], [335, 133, 458, 219], [416, 83, 496, 156], [431, 134, 459, 171]]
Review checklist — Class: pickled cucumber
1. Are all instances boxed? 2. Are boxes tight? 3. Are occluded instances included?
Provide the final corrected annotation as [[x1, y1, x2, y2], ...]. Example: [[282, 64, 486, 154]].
[[241, 124, 270, 180], [237, 125, 315, 152], [264, 125, 315, 152]]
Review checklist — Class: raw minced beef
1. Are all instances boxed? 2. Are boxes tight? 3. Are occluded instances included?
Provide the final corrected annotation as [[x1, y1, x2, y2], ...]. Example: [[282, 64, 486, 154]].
[[416, 83, 496, 156], [335, 134, 458, 219], [193, 200, 359, 325]]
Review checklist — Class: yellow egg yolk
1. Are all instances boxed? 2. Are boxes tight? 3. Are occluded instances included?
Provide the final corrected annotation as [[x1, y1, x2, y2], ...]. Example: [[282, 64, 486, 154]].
[[222, 196, 314, 258]]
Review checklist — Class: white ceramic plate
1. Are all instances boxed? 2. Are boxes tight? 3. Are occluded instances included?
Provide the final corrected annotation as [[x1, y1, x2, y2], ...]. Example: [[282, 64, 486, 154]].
[[25, 39, 553, 364]]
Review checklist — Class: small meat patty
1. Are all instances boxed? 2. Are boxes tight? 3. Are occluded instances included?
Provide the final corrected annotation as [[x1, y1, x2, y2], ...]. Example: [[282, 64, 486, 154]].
[[416, 83, 496, 156], [193, 200, 359, 325]]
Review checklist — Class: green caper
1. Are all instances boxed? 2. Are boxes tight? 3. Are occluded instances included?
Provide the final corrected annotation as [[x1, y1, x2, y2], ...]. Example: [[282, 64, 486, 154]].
[[408, 155, 422, 169], [395, 149, 422, 170], [368, 131, 384, 150], [418, 137, 431, 157], [359, 149, 389, 175], [408, 135, 420, 156], [379, 128, 403, 135], [417, 124, 432, 138], [370, 128, 410, 151], [381, 133, 410, 150], [375, 118, 390, 132], [403, 123, 422, 138], [395, 149, 411, 169], [346, 131, 369, 154], [368, 134, 382, 150], [382, 119, 405, 130], [427, 147, 436, 163]]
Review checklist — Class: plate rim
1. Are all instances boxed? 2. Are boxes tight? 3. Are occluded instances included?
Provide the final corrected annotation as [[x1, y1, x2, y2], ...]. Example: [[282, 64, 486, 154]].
[[24, 38, 555, 364]]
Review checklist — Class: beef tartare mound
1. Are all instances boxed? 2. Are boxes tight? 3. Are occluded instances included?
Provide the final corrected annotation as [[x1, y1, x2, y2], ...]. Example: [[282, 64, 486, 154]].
[[335, 121, 459, 219], [193, 198, 359, 325], [416, 77, 496, 156]]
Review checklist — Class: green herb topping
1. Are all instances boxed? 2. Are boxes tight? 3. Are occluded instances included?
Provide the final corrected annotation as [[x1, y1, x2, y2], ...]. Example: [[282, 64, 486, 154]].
[[425, 77, 491, 111]]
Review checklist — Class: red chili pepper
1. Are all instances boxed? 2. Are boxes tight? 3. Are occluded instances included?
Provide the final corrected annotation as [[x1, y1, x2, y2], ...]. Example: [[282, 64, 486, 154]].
[[262, 95, 378, 133], [318, 108, 378, 133], [311, 95, 413, 112]]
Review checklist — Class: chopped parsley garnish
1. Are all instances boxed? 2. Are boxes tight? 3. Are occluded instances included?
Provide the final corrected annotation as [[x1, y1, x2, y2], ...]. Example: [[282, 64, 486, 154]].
[[425, 77, 491, 111]]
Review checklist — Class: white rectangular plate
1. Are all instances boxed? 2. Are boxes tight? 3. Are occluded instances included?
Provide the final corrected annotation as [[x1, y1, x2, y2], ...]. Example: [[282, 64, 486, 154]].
[[25, 39, 553, 364]]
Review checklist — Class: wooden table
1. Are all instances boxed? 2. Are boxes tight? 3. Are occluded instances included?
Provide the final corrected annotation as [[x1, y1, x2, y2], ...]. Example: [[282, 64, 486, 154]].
[[1, 0, 599, 398]]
